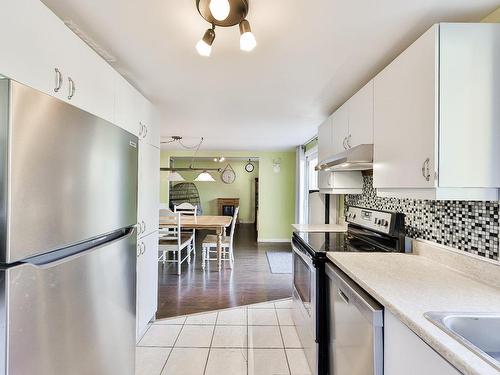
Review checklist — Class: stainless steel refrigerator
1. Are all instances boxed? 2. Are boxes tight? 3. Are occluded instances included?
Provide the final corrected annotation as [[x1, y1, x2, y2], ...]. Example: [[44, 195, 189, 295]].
[[0, 79, 138, 374]]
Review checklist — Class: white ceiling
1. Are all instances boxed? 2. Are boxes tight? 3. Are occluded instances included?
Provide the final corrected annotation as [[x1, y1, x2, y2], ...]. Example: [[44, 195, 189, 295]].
[[41, 0, 498, 151]]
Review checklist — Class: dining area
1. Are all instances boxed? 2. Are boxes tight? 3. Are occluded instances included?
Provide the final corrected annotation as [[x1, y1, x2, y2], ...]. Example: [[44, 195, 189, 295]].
[[158, 203, 240, 274]]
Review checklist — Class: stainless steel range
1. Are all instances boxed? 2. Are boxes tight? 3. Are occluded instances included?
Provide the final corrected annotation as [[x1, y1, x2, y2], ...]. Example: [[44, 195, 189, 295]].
[[291, 206, 406, 375]]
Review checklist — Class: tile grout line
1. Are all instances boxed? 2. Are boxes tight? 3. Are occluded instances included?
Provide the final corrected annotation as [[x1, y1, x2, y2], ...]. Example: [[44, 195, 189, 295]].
[[202, 311, 219, 375], [275, 304, 293, 375], [157, 317, 185, 375]]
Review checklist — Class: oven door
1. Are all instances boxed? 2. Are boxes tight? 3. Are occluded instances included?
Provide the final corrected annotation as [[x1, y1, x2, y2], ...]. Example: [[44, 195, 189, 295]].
[[292, 239, 318, 374]]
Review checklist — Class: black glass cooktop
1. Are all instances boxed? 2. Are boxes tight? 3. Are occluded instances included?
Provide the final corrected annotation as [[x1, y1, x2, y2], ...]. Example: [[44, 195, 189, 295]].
[[292, 230, 395, 257]]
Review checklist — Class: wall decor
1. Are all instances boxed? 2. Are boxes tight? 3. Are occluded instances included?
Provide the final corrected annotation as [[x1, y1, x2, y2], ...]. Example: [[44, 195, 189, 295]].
[[345, 176, 499, 261], [221, 164, 236, 184], [245, 159, 255, 172]]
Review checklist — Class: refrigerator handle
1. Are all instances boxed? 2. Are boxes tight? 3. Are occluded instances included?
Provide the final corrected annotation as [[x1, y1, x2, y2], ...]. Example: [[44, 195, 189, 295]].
[[25, 227, 136, 269]]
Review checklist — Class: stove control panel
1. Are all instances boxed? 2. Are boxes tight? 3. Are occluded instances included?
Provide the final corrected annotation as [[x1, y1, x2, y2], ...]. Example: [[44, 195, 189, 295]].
[[346, 206, 394, 234]]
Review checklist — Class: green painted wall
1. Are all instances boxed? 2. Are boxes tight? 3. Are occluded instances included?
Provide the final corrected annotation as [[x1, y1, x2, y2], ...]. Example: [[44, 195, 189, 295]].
[[161, 150, 296, 241], [169, 159, 259, 223]]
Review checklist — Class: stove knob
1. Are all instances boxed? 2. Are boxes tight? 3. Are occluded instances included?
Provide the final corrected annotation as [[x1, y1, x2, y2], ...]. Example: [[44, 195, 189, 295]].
[[384, 220, 389, 227], [374, 218, 379, 225], [352, 214, 356, 219]]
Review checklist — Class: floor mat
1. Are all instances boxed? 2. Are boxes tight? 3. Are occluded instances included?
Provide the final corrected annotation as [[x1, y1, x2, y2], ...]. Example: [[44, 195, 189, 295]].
[[266, 251, 292, 274]]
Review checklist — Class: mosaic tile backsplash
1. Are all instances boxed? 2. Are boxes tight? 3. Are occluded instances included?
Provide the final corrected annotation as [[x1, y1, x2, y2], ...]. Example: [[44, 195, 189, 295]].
[[345, 176, 499, 261]]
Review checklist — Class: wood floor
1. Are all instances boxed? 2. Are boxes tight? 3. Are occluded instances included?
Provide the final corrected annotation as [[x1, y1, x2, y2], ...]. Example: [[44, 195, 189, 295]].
[[156, 224, 293, 319]]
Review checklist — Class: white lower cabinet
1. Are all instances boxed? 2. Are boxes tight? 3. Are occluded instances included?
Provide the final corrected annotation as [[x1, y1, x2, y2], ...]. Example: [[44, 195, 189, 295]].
[[384, 311, 461, 375], [136, 230, 159, 341]]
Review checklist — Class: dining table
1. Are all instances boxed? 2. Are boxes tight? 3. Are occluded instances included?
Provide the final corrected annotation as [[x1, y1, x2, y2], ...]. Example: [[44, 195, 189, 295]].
[[159, 215, 233, 271]]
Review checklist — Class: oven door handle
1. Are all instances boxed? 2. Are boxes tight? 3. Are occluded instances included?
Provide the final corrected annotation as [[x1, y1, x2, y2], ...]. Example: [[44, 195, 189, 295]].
[[291, 241, 314, 267]]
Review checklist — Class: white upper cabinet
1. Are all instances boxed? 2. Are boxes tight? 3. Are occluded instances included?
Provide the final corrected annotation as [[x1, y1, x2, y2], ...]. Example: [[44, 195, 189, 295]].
[[332, 103, 349, 155], [318, 116, 333, 162], [115, 76, 142, 136], [348, 80, 374, 148], [373, 26, 437, 191], [373, 23, 500, 200]]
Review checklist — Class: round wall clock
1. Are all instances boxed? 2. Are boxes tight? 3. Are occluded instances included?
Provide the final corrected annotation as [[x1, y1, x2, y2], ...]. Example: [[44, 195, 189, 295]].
[[245, 160, 254, 173], [221, 164, 236, 184]]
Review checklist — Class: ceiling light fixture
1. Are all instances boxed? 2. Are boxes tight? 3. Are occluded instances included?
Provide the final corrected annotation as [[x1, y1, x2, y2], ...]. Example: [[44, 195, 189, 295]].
[[196, 27, 216, 57], [239, 20, 256, 51], [194, 171, 216, 182], [209, 0, 231, 21], [167, 171, 186, 182], [195, 0, 256, 56]]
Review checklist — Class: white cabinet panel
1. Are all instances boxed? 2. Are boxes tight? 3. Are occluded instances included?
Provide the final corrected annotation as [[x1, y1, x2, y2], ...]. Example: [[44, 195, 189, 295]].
[[384, 311, 460, 375], [348, 80, 374, 147], [439, 23, 500, 188], [115, 76, 141, 136], [0, 0, 115, 123], [318, 171, 363, 194], [138, 142, 160, 239], [0, 0, 69, 97], [136, 230, 159, 341], [61, 37, 115, 123], [137, 95, 160, 148], [332, 104, 349, 155], [318, 116, 333, 162], [373, 26, 438, 189]]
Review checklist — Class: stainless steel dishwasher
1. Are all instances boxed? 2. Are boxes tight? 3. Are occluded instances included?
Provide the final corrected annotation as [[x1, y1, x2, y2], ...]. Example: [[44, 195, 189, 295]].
[[326, 263, 384, 375]]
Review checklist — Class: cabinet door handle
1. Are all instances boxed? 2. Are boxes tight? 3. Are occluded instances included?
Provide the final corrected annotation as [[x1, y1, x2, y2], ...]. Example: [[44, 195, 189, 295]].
[[137, 243, 142, 257], [141, 243, 146, 255], [142, 220, 146, 234], [143, 124, 148, 139], [54, 68, 63, 93], [342, 137, 347, 150], [67, 77, 76, 100], [421, 158, 431, 181], [347, 134, 352, 149]]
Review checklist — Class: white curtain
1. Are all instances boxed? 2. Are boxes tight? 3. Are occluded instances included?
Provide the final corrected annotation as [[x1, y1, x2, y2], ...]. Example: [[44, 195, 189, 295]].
[[295, 145, 306, 224]]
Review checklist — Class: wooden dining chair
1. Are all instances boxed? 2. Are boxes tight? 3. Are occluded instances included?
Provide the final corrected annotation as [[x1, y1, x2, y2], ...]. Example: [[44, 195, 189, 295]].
[[174, 203, 197, 255], [201, 207, 239, 270], [158, 211, 195, 275]]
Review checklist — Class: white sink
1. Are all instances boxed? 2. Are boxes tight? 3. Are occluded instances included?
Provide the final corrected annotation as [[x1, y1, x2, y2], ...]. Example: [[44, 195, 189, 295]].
[[425, 312, 500, 370]]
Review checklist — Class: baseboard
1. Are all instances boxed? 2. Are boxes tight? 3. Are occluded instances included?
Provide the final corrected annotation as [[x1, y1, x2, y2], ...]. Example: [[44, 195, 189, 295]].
[[257, 238, 291, 243]]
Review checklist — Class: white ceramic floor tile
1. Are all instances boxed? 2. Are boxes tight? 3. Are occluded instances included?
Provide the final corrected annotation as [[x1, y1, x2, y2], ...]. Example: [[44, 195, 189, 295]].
[[185, 311, 218, 325], [217, 308, 247, 325], [274, 299, 293, 309], [175, 325, 214, 348], [154, 316, 186, 325], [139, 325, 182, 347], [248, 348, 290, 375], [286, 349, 312, 375], [212, 325, 247, 348], [276, 309, 295, 326], [135, 346, 171, 375], [248, 302, 276, 309], [205, 348, 248, 375], [248, 309, 278, 326], [248, 326, 283, 348], [160, 348, 209, 375], [280, 326, 302, 348]]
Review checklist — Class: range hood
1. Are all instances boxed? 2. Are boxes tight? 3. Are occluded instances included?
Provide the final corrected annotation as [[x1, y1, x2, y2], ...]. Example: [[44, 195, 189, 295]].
[[315, 144, 373, 171]]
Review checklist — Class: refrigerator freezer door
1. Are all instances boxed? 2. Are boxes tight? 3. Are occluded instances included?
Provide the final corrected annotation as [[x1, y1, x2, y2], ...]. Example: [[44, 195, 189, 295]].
[[0, 80, 138, 263], [1, 230, 136, 375]]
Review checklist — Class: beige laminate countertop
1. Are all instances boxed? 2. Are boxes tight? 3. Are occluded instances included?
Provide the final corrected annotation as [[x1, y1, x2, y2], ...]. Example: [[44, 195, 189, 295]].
[[291, 223, 347, 232], [326, 247, 500, 375]]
